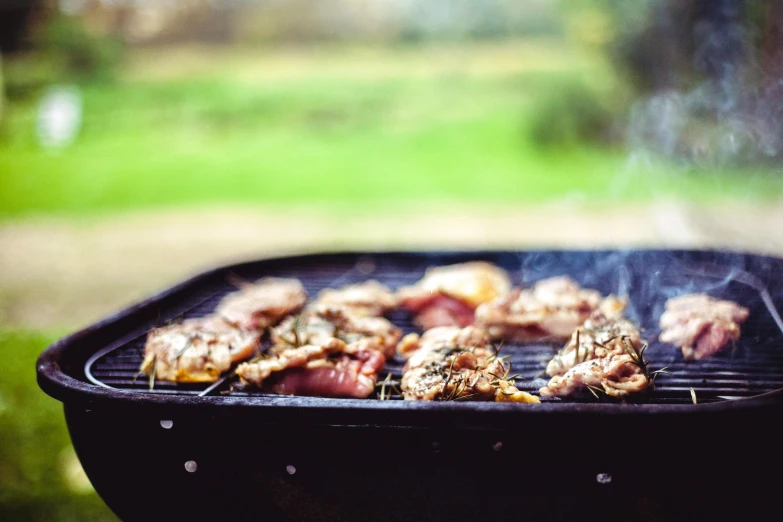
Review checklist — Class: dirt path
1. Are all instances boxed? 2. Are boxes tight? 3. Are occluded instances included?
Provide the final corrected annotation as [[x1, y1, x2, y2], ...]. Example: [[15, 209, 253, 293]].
[[2, 201, 782, 330]]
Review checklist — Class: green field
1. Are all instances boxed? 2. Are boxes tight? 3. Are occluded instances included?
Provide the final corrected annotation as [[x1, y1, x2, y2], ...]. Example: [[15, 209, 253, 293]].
[[0, 330, 118, 521], [2, 43, 782, 220]]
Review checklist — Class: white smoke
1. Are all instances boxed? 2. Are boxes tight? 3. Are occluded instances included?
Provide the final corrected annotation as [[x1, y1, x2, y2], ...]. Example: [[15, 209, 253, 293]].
[[626, 1, 781, 167]]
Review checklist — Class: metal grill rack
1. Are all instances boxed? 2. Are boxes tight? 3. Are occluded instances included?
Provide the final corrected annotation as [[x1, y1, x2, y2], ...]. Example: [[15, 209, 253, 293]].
[[85, 253, 783, 404]]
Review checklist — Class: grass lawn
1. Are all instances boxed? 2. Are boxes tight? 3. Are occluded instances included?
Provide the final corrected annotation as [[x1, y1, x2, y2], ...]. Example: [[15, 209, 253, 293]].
[[2, 42, 781, 220], [0, 329, 118, 521]]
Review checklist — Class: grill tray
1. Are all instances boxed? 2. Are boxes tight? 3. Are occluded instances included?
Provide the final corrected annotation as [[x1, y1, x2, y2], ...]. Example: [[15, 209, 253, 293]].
[[84, 253, 783, 404], [36, 250, 783, 521]]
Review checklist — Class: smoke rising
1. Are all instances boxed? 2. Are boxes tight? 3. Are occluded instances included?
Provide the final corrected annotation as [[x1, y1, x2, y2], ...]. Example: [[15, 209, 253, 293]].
[[514, 249, 782, 352], [626, 0, 783, 167]]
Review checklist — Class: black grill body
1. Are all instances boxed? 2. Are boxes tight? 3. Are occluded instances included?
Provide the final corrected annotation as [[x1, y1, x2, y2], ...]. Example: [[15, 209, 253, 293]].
[[37, 250, 783, 521]]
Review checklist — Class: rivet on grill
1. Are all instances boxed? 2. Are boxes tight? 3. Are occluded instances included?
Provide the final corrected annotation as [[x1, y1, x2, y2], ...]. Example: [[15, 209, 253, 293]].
[[286, 465, 296, 475], [492, 442, 503, 452], [596, 473, 612, 484], [185, 460, 198, 473], [160, 420, 173, 429]]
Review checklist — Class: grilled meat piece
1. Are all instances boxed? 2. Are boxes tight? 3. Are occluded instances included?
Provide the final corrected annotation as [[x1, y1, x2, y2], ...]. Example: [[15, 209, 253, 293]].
[[539, 354, 649, 399], [141, 316, 260, 383], [235, 337, 386, 398], [272, 304, 401, 358], [315, 280, 397, 317], [475, 276, 621, 342], [397, 262, 512, 330], [398, 326, 539, 403], [408, 295, 477, 330], [216, 277, 307, 330], [546, 309, 641, 377], [540, 299, 650, 398], [397, 325, 487, 363], [272, 309, 334, 347], [659, 294, 749, 360]]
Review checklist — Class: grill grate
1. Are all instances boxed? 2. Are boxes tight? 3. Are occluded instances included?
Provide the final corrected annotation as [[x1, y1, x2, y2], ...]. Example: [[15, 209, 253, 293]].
[[85, 254, 783, 404]]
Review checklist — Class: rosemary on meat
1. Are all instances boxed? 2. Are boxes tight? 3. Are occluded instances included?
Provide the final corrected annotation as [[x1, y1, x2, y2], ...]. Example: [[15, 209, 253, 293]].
[[621, 336, 670, 386], [148, 357, 157, 391], [133, 354, 157, 390], [377, 373, 400, 400], [174, 335, 195, 360], [438, 357, 458, 400], [277, 311, 310, 348], [585, 384, 604, 399], [485, 341, 504, 363], [573, 329, 581, 365], [580, 336, 670, 400], [434, 345, 519, 401], [379, 373, 392, 401]]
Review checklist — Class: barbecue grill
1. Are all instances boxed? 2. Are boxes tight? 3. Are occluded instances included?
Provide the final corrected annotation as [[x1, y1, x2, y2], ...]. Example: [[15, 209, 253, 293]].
[[37, 249, 783, 521]]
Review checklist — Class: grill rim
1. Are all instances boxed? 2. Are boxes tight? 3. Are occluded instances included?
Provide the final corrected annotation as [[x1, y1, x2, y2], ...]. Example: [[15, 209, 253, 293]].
[[37, 248, 783, 425]]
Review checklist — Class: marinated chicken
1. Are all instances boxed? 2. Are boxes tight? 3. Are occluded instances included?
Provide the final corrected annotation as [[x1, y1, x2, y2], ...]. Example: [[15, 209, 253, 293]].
[[397, 326, 539, 403], [475, 276, 622, 342], [659, 294, 749, 360], [216, 277, 307, 331], [141, 316, 260, 383], [271, 304, 401, 357], [539, 353, 649, 399], [397, 262, 512, 330], [315, 280, 397, 317], [545, 308, 641, 377], [233, 279, 401, 398], [235, 337, 387, 398]]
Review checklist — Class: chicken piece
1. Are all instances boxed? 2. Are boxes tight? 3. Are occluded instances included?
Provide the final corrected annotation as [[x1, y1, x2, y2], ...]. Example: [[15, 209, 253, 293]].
[[659, 294, 749, 360], [545, 310, 641, 377], [397, 325, 488, 361], [272, 309, 335, 347], [315, 280, 397, 317], [398, 326, 539, 403], [316, 305, 401, 356], [397, 262, 512, 329], [235, 337, 386, 398], [475, 276, 619, 342], [141, 316, 260, 383], [216, 277, 307, 331], [539, 354, 649, 399], [271, 304, 401, 358]]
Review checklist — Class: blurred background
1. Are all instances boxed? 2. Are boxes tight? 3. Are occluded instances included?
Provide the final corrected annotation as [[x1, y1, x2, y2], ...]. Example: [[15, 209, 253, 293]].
[[2, 0, 783, 519]]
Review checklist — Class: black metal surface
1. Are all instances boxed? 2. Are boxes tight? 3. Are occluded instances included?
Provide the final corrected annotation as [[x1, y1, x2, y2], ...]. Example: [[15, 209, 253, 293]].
[[62, 402, 781, 522], [36, 250, 783, 521]]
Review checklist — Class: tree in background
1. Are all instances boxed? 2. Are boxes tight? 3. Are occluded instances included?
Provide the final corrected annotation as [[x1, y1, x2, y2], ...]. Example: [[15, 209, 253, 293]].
[[2, 6, 122, 104], [554, 0, 783, 165]]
